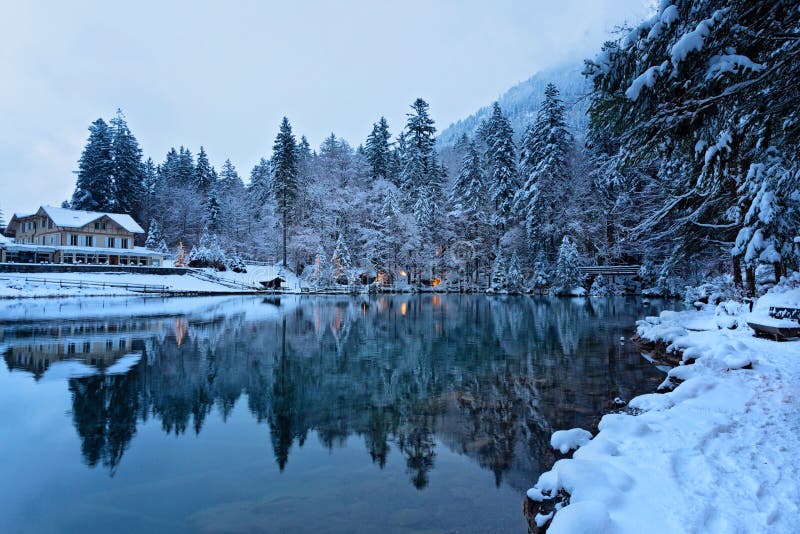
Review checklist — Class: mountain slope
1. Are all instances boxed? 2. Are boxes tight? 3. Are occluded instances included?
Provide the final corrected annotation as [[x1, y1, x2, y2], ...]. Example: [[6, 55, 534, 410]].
[[438, 62, 590, 148]]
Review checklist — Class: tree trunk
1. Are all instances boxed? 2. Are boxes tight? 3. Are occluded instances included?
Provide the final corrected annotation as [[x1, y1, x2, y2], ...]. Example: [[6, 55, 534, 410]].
[[773, 261, 782, 284], [745, 266, 756, 296], [282, 210, 287, 268], [732, 255, 743, 289]]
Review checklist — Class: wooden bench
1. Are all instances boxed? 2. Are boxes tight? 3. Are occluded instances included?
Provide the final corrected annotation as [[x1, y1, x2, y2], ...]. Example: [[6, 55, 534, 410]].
[[748, 306, 800, 341]]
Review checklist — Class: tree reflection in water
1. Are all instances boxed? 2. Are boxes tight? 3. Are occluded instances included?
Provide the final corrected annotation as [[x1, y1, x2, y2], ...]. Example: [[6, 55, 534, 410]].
[[2, 295, 674, 490]]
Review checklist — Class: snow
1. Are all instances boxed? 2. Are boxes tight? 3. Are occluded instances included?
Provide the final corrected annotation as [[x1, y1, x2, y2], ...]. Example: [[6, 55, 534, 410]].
[[551, 428, 593, 454], [706, 54, 764, 79], [528, 286, 800, 533], [0, 262, 308, 298], [670, 11, 726, 68], [625, 62, 667, 100]]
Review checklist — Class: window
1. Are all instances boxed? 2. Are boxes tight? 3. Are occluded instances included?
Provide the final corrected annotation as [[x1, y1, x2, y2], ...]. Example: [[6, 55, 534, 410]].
[[86, 236, 94, 247], [121, 238, 129, 249], [69, 234, 78, 246]]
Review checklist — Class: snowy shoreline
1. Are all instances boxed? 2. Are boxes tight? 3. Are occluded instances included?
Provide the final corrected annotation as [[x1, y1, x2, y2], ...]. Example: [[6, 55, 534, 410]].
[[524, 284, 800, 533]]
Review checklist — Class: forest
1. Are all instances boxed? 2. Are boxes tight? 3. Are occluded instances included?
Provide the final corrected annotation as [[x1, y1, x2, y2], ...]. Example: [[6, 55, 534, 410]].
[[56, 0, 800, 296]]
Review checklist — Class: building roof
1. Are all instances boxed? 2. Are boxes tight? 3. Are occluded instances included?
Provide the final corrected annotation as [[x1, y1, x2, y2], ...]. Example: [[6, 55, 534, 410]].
[[0, 233, 12, 246], [25, 206, 146, 233]]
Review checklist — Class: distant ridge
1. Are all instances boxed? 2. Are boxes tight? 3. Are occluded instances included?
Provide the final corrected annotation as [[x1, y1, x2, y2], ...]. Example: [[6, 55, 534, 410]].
[[437, 62, 590, 147]]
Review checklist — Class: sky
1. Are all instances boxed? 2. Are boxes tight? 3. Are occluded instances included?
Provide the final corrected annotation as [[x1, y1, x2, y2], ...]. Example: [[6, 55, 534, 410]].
[[0, 0, 651, 216]]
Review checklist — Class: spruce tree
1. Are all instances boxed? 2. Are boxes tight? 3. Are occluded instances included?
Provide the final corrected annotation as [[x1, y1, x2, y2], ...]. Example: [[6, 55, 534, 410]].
[[271, 117, 299, 267], [516, 84, 573, 251], [451, 136, 484, 212], [330, 233, 353, 283], [400, 99, 437, 203], [365, 117, 392, 181], [490, 249, 508, 292], [195, 146, 215, 194], [553, 236, 582, 295], [72, 118, 115, 212], [110, 109, 145, 216], [207, 192, 221, 233], [507, 251, 525, 293], [481, 102, 518, 229], [144, 218, 169, 254]]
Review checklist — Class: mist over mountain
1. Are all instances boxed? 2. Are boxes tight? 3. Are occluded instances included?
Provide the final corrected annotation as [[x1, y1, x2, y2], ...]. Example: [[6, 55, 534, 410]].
[[437, 62, 590, 148]]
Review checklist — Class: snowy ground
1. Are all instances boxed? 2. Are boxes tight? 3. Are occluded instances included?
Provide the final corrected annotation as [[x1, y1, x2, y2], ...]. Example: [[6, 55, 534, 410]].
[[527, 283, 800, 533], [0, 264, 302, 298]]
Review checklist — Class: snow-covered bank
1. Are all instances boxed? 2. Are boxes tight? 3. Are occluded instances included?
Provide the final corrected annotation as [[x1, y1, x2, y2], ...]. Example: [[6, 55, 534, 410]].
[[526, 286, 800, 533], [0, 264, 303, 298]]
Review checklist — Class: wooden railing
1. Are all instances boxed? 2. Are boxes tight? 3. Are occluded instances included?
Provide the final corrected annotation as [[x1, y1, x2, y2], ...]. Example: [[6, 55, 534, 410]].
[[1, 276, 168, 293]]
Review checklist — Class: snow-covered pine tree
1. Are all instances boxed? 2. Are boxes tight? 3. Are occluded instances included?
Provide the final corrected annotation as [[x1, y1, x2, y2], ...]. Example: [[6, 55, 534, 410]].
[[271, 117, 299, 267], [400, 99, 437, 205], [176, 147, 195, 187], [552, 236, 582, 295], [515, 84, 573, 252], [71, 118, 115, 212], [0, 207, 5, 234], [206, 191, 221, 233], [584, 0, 800, 289], [195, 146, 215, 194], [506, 251, 525, 293], [307, 245, 328, 288], [110, 109, 145, 216], [490, 249, 508, 292], [145, 218, 169, 254], [330, 233, 353, 284], [451, 136, 485, 212], [589, 274, 609, 296], [365, 117, 392, 181], [480, 102, 518, 231], [531, 250, 550, 293]]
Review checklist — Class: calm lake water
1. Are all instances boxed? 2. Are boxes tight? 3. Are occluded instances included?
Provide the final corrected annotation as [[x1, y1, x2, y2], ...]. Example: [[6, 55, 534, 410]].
[[0, 295, 676, 533]]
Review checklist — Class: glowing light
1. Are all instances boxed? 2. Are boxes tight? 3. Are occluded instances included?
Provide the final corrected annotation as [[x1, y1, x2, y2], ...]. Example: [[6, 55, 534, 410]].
[[400, 302, 407, 316], [431, 277, 442, 287], [400, 270, 407, 277]]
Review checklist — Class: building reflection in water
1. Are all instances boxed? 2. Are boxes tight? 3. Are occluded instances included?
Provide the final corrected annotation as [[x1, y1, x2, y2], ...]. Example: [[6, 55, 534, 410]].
[[1, 295, 671, 490]]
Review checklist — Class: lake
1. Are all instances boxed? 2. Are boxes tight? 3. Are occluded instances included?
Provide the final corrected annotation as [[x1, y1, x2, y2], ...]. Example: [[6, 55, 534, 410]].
[[0, 295, 676, 533]]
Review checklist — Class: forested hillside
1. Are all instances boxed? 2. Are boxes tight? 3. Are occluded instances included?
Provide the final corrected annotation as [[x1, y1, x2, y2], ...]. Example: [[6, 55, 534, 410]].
[[61, 0, 800, 296]]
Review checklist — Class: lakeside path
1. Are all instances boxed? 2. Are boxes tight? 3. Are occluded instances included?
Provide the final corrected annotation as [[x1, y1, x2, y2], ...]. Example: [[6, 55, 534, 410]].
[[526, 285, 800, 533]]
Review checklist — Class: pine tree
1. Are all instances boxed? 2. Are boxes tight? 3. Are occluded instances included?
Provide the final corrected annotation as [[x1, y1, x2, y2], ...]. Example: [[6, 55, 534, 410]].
[[72, 118, 115, 212], [490, 249, 508, 292], [144, 218, 169, 254], [481, 102, 518, 229], [516, 84, 573, 249], [531, 250, 550, 293], [451, 136, 484, 211], [110, 109, 145, 216], [330, 233, 352, 284], [271, 117, 299, 267], [0, 207, 5, 234], [553, 236, 582, 295], [506, 251, 525, 293], [195, 146, 215, 194], [307, 245, 328, 288], [176, 147, 195, 187], [589, 274, 609, 296], [206, 192, 221, 233], [365, 117, 392, 181], [400, 99, 438, 203]]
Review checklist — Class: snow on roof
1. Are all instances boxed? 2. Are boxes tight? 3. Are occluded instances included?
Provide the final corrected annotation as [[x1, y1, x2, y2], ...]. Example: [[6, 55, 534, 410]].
[[0, 234, 11, 246], [40, 205, 145, 233]]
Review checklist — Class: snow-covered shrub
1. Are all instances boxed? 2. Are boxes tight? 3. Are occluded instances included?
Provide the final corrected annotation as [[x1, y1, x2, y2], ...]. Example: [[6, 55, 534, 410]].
[[589, 274, 610, 296], [684, 274, 736, 307], [188, 230, 227, 271], [714, 300, 748, 330], [225, 254, 247, 273]]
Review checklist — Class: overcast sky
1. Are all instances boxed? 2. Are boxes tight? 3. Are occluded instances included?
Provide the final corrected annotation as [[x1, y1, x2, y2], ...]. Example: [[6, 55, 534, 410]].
[[0, 0, 651, 215]]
